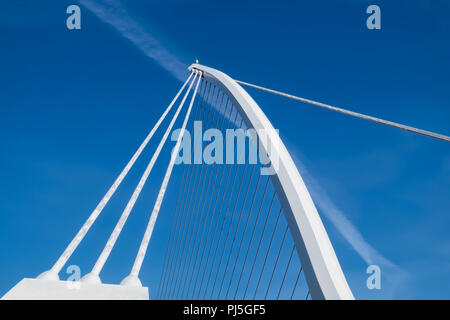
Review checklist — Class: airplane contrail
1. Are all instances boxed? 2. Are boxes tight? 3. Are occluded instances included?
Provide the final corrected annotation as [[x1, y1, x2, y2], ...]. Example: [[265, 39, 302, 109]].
[[289, 148, 408, 285], [79, 0, 188, 81]]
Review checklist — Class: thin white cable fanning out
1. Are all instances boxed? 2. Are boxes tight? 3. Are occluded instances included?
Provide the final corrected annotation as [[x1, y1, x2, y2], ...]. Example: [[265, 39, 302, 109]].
[[85, 72, 200, 281], [126, 72, 202, 282], [38, 71, 195, 280]]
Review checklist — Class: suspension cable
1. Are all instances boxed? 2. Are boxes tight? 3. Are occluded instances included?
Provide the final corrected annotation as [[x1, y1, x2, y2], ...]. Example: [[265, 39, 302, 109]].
[[277, 245, 295, 300], [232, 176, 270, 299], [290, 265, 303, 300], [89, 72, 199, 278], [176, 91, 226, 299], [205, 118, 246, 299], [196, 124, 233, 298], [253, 208, 282, 299], [201, 108, 239, 299], [242, 191, 276, 299], [156, 79, 206, 298], [235, 79, 450, 143], [179, 95, 231, 299], [129, 71, 202, 279], [156, 159, 188, 298], [264, 225, 289, 299], [164, 84, 214, 298], [188, 109, 240, 299], [41, 72, 195, 279], [171, 89, 222, 299], [191, 110, 241, 299], [217, 165, 256, 298], [166, 85, 218, 298], [161, 81, 213, 299]]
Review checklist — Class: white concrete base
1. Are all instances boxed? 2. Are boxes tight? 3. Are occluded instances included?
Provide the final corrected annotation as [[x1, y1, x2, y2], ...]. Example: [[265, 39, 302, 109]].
[[1, 278, 149, 300]]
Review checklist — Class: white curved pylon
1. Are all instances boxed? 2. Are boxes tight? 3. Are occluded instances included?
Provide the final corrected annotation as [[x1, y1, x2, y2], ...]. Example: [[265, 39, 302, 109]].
[[188, 64, 354, 300]]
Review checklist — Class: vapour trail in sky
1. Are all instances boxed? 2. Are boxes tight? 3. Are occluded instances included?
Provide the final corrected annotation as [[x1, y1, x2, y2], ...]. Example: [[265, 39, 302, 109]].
[[79, 0, 187, 81], [289, 148, 408, 296]]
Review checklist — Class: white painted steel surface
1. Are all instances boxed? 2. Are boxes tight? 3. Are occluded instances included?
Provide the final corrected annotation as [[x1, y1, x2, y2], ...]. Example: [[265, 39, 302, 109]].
[[189, 63, 354, 300], [2, 279, 149, 300]]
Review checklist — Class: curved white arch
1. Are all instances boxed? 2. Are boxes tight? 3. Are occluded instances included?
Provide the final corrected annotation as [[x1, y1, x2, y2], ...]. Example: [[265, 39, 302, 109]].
[[189, 63, 354, 300]]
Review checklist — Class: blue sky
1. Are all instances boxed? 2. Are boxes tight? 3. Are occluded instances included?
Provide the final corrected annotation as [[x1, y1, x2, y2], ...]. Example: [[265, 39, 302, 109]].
[[0, 0, 449, 299]]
